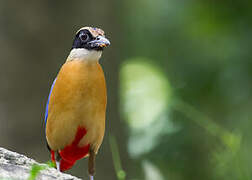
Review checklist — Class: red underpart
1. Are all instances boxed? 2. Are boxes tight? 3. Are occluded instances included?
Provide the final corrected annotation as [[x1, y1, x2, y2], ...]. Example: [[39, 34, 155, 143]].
[[50, 126, 90, 171]]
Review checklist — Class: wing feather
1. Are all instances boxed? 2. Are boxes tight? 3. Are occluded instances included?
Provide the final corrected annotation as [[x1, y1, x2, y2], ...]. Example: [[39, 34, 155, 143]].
[[45, 78, 57, 129]]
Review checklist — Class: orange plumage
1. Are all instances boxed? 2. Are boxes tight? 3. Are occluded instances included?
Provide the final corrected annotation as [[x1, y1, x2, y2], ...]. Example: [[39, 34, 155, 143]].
[[46, 60, 106, 170], [44, 27, 110, 176]]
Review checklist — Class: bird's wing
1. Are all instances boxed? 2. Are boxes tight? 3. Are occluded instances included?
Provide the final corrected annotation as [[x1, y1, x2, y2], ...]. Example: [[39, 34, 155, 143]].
[[45, 78, 57, 129]]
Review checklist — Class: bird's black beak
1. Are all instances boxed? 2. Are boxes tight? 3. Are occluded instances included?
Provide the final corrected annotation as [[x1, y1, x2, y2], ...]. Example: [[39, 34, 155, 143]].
[[88, 36, 110, 50]]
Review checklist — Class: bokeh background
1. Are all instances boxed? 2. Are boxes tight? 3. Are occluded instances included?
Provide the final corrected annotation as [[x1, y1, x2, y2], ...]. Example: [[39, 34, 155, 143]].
[[1, 0, 252, 180]]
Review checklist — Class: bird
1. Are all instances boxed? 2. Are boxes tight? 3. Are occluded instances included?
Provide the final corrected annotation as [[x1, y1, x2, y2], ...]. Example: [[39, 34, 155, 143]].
[[44, 26, 110, 180]]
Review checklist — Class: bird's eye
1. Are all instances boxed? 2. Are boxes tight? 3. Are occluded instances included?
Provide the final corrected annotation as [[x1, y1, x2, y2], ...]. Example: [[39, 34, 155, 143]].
[[80, 33, 89, 42]]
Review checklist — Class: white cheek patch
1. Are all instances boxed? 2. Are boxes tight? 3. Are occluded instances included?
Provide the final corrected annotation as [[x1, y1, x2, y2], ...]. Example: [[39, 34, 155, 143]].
[[67, 48, 102, 61]]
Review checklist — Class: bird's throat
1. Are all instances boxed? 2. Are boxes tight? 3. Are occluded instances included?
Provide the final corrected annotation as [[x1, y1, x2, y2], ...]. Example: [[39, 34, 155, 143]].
[[67, 48, 102, 62]]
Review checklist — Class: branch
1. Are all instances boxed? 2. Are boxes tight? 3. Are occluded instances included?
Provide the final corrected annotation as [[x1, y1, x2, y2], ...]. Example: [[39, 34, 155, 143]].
[[0, 147, 82, 180]]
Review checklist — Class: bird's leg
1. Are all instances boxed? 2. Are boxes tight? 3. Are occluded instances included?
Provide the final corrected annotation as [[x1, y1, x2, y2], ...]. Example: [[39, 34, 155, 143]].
[[88, 148, 96, 180], [55, 151, 61, 171]]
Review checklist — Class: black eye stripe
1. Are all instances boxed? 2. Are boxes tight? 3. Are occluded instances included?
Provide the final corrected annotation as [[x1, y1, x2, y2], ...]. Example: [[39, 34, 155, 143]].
[[72, 29, 102, 50], [77, 30, 94, 39], [80, 33, 88, 41]]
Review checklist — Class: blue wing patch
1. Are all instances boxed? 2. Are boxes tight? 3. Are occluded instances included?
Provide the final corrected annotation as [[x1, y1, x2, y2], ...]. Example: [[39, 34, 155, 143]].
[[45, 78, 57, 127]]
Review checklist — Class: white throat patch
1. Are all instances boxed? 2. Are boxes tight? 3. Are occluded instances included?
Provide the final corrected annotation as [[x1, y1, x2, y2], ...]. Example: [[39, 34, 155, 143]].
[[67, 48, 102, 61]]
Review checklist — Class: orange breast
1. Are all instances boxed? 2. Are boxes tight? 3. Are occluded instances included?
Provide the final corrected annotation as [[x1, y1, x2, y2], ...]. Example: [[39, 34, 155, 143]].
[[46, 59, 107, 154]]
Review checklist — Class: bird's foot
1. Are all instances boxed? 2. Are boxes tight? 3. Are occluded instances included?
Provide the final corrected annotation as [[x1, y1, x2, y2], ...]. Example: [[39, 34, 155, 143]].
[[55, 151, 61, 171], [56, 161, 60, 171]]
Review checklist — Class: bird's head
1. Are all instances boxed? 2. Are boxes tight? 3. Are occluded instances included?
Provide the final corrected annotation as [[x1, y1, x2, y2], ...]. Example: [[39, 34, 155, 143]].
[[68, 27, 110, 61]]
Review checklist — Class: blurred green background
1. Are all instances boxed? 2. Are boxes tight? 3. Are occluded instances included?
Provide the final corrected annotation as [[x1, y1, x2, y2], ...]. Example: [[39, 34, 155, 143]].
[[1, 0, 252, 180]]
